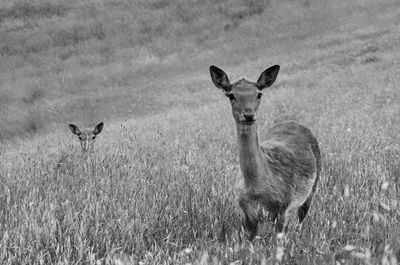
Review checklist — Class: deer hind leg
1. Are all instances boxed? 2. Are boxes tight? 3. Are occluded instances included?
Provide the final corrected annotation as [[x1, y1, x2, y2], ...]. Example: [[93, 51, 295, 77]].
[[297, 194, 313, 223], [238, 197, 259, 241]]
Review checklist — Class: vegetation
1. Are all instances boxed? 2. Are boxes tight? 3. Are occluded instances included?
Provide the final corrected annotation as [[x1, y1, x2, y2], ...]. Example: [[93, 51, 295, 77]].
[[1, 0, 399, 264]]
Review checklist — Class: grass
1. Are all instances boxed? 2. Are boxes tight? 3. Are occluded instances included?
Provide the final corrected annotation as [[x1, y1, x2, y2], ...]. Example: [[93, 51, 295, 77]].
[[1, 0, 400, 264]]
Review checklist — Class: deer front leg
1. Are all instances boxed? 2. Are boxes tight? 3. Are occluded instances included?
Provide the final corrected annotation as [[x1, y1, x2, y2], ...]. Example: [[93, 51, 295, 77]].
[[238, 196, 259, 241], [275, 210, 289, 234]]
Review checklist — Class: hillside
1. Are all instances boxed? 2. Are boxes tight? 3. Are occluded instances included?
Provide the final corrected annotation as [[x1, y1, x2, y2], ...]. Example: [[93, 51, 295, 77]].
[[0, 0, 395, 141]]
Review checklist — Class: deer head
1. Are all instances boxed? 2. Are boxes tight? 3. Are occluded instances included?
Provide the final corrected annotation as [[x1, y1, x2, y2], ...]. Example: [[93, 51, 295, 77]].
[[69, 122, 104, 152]]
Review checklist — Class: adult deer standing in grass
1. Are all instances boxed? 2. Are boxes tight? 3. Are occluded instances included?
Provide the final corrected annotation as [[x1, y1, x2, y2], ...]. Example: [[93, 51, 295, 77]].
[[209, 65, 321, 240]]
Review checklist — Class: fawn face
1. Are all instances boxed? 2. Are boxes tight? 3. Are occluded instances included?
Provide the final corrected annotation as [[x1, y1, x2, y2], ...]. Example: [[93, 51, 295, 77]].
[[69, 122, 104, 152], [209, 65, 280, 125]]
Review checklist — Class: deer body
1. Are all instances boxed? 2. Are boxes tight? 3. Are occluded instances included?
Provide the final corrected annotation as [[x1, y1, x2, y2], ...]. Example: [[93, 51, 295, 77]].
[[210, 65, 321, 240]]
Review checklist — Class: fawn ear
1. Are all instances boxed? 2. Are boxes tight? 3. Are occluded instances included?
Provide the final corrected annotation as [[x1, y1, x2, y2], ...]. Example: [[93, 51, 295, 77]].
[[94, 122, 104, 135], [256, 65, 280, 90], [69, 124, 81, 135], [209, 65, 231, 92]]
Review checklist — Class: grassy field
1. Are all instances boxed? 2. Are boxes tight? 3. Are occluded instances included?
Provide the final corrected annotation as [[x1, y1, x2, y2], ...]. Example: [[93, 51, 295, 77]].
[[1, 0, 400, 264]]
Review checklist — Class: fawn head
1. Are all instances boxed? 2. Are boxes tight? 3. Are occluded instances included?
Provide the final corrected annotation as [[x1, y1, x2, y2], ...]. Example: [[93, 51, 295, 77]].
[[210, 65, 280, 125], [69, 122, 104, 152]]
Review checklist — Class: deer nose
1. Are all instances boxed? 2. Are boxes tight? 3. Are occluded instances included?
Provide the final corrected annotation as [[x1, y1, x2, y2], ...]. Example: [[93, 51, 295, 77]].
[[243, 112, 256, 121]]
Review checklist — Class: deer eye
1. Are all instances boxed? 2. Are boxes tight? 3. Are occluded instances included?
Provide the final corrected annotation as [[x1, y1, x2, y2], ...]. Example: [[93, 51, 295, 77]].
[[78, 137, 83, 140], [92, 136, 96, 140], [257, 93, 263, 99], [227, 94, 236, 101]]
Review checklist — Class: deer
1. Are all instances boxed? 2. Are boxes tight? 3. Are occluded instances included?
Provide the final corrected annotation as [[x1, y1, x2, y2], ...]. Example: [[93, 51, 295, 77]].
[[69, 122, 104, 153], [209, 65, 321, 240]]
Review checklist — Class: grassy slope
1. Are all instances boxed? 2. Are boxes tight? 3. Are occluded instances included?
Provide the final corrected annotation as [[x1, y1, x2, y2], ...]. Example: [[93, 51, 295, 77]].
[[1, 0, 400, 264], [0, 0, 298, 141]]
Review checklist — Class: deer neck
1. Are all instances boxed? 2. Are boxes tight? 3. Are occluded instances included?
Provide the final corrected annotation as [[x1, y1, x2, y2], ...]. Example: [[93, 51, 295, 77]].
[[236, 122, 265, 183], [80, 148, 94, 161]]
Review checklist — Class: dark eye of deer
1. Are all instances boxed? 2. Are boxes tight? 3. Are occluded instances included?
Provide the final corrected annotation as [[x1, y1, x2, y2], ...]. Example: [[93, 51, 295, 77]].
[[227, 94, 236, 101], [257, 93, 263, 99], [92, 136, 96, 140]]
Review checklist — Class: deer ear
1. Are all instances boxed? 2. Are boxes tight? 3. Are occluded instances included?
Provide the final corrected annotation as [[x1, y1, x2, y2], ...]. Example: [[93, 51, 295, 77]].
[[94, 122, 104, 135], [209, 65, 231, 92], [257, 65, 280, 90], [69, 124, 81, 135]]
